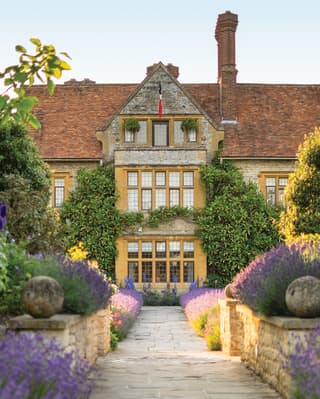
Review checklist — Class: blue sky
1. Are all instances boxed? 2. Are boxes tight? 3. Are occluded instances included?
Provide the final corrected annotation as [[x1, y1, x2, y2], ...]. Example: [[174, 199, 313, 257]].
[[0, 0, 319, 85]]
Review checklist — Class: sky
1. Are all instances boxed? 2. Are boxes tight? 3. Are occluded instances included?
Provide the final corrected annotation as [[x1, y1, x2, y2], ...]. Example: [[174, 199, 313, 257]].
[[0, 0, 319, 87]]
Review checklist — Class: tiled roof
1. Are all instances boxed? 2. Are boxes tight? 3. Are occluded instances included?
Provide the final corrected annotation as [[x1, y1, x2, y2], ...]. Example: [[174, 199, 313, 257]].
[[28, 83, 137, 159], [28, 81, 320, 160], [223, 84, 320, 158]]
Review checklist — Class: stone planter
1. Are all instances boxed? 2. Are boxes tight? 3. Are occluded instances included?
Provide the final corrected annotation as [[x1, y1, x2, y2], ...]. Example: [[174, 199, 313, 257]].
[[219, 299, 320, 398], [9, 307, 110, 366]]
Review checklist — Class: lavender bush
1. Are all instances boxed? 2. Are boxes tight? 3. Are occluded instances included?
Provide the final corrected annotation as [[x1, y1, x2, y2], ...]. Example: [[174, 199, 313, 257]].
[[232, 243, 320, 316], [111, 288, 143, 319], [27, 257, 113, 315], [110, 288, 143, 349], [180, 288, 225, 349], [286, 323, 320, 399], [0, 331, 92, 399], [180, 288, 225, 321]]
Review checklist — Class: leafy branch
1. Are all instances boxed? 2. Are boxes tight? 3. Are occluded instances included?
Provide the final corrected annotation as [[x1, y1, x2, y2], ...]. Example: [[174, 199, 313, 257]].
[[0, 38, 71, 128]]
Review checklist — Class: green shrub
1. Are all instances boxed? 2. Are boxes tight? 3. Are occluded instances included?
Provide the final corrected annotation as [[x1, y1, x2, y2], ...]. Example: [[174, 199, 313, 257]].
[[0, 124, 50, 192], [0, 238, 34, 315], [142, 289, 180, 306], [0, 176, 62, 255], [280, 127, 320, 239]]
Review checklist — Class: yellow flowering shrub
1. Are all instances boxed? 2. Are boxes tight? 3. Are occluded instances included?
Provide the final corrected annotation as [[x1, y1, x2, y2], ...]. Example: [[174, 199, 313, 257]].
[[67, 242, 89, 261]]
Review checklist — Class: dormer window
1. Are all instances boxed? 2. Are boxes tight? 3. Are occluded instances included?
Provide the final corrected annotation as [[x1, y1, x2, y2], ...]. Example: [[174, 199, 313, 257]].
[[153, 121, 168, 146]]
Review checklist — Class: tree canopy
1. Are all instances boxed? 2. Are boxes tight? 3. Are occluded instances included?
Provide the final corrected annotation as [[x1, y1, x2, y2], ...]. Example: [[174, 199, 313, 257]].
[[280, 127, 320, 239]]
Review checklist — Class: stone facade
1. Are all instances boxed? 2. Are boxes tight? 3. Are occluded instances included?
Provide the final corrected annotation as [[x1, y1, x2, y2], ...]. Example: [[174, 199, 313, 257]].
[[48, 160, 99, 191], [9, 308, 111, 365], [219, 299, 320, 398], [231, 159, 295, 185]]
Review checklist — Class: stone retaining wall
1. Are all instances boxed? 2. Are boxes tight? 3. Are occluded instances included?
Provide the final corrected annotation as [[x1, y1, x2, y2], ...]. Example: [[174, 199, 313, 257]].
[[219, 299, 320, 398], [9, 308, 110, 365]]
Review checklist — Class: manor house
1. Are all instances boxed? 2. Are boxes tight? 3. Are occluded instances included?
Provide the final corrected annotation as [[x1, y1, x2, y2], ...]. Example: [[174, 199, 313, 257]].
[[27, 11, 320, 289]]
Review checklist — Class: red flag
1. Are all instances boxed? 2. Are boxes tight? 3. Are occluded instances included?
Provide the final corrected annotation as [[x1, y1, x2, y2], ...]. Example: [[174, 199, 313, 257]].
[[158, 82, 163, 118]]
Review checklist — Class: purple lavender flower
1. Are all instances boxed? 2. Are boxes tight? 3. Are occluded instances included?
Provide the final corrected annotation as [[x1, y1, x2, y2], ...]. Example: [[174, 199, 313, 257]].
[[111, 288, 143, 339], [0, 331, 92, 399], [59, 259, 113, 314], [285, 323, 320, 398], [0, 203, 7, 230], [232, 243, 320, 316], [180, 288, 225, 321], [111, 288, 143, 319]]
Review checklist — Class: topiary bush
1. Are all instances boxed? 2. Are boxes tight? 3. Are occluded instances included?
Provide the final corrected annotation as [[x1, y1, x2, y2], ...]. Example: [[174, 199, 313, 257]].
[[0, 331, 92, 399], [232, 242, 320, 316]]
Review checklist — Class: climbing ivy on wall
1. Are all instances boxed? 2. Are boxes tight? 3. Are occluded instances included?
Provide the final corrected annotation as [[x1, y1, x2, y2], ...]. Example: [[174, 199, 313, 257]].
[[60, 166, 122, 277], [197, 154, 281, 285], [60, 158, 281, 283]]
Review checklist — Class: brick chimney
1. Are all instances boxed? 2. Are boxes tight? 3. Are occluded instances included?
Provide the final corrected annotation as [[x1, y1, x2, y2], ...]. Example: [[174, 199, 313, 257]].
[[215, 11, 238, 122]]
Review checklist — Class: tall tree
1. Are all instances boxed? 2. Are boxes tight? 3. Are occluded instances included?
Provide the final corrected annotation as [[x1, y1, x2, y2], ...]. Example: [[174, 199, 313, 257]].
[[280, 127, 320, 239]]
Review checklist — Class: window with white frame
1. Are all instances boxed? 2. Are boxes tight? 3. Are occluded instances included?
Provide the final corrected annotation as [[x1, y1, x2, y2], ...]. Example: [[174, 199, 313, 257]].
[[141, 189, 152, 210], [128, 189, 138, 211], [127, 172, 138, 186], [126, 169, 195, 211], [51, 173, 70, 208], [54, 178, 65, 208], [153, 122, 168, 146]]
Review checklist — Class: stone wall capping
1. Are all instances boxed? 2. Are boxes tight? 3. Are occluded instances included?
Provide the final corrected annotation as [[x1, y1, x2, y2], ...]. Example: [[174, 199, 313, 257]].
[[236, 303, 320, 329], [9, 313, 81, 330], [9, 308, 111, 365]]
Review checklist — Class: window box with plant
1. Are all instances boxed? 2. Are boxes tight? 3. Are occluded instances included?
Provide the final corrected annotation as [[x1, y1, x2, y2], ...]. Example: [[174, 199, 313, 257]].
[[124, 118, 140, 143], [181, 118, 198, 143]]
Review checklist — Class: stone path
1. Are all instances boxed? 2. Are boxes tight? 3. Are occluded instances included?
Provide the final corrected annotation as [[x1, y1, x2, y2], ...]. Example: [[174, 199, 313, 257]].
[[89, 306, 281, 399]]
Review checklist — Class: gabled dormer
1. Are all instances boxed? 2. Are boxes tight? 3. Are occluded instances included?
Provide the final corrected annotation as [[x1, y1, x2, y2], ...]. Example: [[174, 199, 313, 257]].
[[96, 62, 222, 163]]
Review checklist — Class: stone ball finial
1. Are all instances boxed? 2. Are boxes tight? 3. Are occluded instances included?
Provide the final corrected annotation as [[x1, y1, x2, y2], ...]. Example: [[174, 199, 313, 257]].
[[21, 276, 64, 318], [285, 275, 320, 318], [224, 283, 235, 299]]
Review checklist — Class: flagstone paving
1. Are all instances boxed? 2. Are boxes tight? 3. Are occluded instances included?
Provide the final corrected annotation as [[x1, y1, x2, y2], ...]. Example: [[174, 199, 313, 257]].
[[89, 306, 282, 399]]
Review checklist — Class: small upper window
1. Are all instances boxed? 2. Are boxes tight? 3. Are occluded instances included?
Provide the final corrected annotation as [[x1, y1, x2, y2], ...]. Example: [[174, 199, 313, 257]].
[[153, 122, 168, 146], [54, 178, 65, 208]]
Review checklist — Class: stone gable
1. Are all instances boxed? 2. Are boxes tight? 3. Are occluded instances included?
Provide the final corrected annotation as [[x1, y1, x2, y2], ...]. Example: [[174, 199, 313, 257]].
[[121, 66, 201, 116]]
